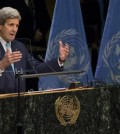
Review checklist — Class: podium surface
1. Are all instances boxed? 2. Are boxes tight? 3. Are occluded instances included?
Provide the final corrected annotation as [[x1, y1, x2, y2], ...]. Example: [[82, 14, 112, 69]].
[[0, 86, 119, 134]]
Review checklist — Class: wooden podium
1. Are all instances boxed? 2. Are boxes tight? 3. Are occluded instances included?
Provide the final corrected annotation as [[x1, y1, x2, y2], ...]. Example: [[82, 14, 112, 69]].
[[0, 86, 119, 134]]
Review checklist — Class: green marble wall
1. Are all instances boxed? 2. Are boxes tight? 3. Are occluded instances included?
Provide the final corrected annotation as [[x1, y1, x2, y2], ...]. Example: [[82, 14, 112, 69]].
[[0, 86, 119, 134]]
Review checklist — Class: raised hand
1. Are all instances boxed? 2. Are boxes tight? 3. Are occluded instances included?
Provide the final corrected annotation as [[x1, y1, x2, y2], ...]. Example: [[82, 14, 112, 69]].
[[59, 41, 69, 62]]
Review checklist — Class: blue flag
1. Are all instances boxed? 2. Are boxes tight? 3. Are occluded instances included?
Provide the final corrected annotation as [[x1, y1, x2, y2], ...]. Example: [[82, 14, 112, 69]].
[[95, 0, 120, 85], [38, 0, 93, 90]]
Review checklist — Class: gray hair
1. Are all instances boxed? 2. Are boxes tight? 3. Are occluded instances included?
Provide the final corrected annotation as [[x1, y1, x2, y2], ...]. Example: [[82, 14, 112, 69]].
[[0, 7, 21, 25]]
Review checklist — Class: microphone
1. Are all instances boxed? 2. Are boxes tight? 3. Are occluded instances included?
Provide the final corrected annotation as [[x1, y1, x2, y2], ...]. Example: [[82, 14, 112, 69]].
[[37, 55, 80, 90], [16, 38, 45, 92], [27, 57, 45, 92]]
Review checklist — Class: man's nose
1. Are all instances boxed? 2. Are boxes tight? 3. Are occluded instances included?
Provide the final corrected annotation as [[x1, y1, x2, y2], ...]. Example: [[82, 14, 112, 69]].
[[13, 25, 18, 32]]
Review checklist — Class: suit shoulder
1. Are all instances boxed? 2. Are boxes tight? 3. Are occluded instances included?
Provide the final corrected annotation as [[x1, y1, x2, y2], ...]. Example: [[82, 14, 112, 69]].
[[12, 39, 26, 47]]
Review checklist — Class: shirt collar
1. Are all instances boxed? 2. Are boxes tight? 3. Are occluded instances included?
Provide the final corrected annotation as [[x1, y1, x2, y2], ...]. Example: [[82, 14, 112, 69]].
[[0, 36, 11, 51]]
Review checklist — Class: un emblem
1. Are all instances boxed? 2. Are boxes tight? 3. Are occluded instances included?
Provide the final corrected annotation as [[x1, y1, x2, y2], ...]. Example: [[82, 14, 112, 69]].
[[55, 95, 80, 126], [103, 31, 120, 83], [46, 29, 90, 82]]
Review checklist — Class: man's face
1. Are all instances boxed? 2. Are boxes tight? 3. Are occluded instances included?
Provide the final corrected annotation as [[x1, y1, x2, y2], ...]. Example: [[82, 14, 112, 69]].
[[0, 18, 19, 42]]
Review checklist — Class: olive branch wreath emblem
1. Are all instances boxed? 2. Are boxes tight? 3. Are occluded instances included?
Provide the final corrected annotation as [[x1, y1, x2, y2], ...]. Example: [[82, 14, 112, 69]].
[[103, 31, 120, 83]]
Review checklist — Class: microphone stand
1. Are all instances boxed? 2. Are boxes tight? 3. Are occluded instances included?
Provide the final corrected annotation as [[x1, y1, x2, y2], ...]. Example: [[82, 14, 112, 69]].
[[20, 70, 85, 90], [15, 69, 23, 134], [20, 70, 85, 79]]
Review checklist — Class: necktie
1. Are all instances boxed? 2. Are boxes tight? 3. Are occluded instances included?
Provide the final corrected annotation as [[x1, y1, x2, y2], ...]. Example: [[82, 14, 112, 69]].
[[6, 43, 15, 73]]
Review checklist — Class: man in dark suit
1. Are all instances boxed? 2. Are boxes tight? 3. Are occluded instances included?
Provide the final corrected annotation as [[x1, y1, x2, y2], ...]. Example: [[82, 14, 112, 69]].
[[0, 0, 51, 90], [0, 7, 69, 94]]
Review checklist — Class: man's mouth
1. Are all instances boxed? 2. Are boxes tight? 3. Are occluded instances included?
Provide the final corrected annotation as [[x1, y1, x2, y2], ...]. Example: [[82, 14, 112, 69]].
[[10, 33, 15, 36]]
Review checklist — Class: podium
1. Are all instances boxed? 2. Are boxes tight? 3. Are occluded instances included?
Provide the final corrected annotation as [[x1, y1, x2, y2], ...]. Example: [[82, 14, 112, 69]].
[[0, 86, 119, 134]]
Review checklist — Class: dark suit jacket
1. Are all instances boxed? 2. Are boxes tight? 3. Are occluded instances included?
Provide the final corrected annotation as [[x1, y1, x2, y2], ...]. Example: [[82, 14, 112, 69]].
[[0, 40, 62, 94]]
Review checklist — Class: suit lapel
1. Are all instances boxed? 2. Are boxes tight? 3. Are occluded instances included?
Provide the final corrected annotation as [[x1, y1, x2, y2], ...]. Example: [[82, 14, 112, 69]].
[[0, 43, 5, 60]]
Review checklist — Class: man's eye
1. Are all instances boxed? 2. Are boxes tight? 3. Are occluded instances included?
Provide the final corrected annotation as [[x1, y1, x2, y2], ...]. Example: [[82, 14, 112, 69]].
[[16, 25, 19, 28], [9, 24, 14, 26]]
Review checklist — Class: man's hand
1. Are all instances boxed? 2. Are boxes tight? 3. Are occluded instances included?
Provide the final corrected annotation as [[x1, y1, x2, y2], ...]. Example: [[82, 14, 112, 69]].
[[59, 41, 69, 62], [0, 49, 22, 69]]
